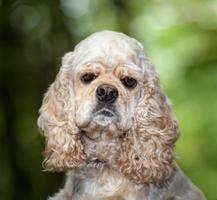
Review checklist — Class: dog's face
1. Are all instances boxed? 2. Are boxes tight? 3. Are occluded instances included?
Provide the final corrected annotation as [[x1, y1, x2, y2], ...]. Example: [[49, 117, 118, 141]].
[[72, 34, 145, 139], [74, 62, 143, 138]]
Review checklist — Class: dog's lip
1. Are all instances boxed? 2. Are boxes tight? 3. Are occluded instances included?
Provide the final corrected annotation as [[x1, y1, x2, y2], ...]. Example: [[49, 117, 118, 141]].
[[94, 108, 115, 117]]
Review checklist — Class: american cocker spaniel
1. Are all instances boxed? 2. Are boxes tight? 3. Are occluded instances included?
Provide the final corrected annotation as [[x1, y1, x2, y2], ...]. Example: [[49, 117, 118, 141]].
[[38, 30, 206, 200]]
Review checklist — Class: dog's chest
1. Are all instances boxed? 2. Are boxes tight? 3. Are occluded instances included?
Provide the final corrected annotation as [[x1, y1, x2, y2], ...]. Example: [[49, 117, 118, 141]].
[[73, 168, 149, 200]]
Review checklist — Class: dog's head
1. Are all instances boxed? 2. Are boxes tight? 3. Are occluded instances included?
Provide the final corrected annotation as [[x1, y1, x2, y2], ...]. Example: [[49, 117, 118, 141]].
[[38, 31, 179, 185], [73, 31, 145, 139]]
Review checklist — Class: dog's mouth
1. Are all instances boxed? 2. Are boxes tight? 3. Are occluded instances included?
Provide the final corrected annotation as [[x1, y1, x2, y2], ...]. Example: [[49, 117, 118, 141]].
[[91, 106, 119, 128], [93, 103, 117, 116], [95, 108, 115, 117]]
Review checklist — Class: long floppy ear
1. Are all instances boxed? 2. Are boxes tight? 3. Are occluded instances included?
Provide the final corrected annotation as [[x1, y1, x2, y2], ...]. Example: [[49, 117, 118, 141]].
[[116, 61, 179, 185], [37, 52, 86, 171]]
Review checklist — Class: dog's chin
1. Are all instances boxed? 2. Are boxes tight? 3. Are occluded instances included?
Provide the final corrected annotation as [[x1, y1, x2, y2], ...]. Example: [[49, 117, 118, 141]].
[[93, 114, 116, 128]]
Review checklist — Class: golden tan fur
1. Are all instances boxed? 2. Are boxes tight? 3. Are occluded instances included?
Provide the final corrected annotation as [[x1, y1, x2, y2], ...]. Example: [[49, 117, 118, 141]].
[[38, 30, 206, 200], [38, 58, 86, 171]]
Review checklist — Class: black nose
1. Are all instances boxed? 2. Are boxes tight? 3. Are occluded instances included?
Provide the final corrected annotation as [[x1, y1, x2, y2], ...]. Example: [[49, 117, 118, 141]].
[[96, 84, 118, 104]]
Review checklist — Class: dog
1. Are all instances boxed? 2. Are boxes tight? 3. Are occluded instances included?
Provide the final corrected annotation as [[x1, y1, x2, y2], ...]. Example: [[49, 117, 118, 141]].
[[38, 30, 206, 200]]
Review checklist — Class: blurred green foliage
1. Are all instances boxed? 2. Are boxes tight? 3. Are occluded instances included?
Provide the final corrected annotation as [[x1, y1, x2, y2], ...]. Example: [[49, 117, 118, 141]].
[[0, 0, 216, 199]]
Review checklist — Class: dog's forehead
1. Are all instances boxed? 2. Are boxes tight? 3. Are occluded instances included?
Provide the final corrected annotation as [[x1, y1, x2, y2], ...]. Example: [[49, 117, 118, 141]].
[[71, 31, 146, 73]]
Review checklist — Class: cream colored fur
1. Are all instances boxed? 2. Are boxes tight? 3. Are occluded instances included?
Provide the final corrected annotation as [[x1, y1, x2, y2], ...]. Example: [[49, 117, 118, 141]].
[[38, 30, 206, 200]]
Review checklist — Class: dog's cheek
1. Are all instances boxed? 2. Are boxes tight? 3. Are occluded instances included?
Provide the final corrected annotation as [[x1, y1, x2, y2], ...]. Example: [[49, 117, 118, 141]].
[[75, 100, 94, 127]]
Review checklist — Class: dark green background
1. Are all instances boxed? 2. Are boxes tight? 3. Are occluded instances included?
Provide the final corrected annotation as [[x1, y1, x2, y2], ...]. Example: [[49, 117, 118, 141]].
[[0, 0, 216, 199]]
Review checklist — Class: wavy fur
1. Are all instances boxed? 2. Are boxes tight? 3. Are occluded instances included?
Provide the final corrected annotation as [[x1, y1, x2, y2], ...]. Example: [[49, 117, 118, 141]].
[[115, 62, 179, 185], [38, 30, 205, 200], [38, 52, 86, 171]]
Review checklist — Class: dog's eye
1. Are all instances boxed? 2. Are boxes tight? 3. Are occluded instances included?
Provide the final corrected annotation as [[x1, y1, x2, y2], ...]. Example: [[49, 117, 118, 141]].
[[121, 77, 137, 89], [80, 73, 96, 84]]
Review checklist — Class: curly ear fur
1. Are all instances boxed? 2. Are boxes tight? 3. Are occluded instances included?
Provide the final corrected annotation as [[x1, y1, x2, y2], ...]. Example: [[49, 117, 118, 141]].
[[115, 62, 179, 185], [37, 52, 86, 171]]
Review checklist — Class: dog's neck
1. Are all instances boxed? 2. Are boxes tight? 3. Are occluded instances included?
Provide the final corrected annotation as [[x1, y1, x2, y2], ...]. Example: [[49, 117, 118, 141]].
[[80, 129, 122, 169]]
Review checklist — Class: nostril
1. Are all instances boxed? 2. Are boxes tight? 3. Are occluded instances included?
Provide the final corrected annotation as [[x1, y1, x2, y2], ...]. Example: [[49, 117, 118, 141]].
[[96, 86, 106, 102], [98, 87, 105, 96], [107, 89, 118, 103]]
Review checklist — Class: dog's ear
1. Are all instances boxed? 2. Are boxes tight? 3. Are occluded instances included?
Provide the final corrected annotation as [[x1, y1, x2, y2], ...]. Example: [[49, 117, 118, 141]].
[[37, 52, 86, 171], [116, 60, 179, 185]]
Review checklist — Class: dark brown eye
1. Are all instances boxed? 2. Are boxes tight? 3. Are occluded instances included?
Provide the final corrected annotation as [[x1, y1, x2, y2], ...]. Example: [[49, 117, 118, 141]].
[[80, 73, 96, 84], [121, 76, 137, 89]]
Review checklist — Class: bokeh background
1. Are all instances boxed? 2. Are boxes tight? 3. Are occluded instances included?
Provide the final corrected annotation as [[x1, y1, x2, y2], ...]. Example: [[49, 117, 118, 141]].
[[0, 0, 217, 199]]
